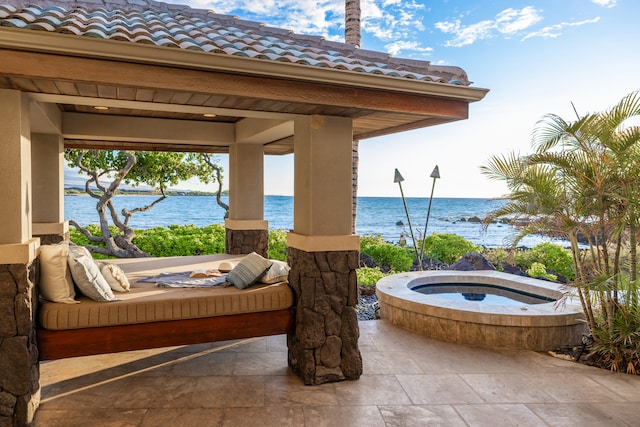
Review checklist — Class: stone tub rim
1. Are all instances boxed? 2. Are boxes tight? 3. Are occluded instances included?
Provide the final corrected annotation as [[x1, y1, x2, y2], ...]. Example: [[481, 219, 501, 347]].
[[376, 270, 585, 328]]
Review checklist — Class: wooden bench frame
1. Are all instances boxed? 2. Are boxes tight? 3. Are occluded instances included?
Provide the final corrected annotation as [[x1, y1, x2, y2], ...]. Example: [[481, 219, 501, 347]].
[[37, 308, 295, 360]]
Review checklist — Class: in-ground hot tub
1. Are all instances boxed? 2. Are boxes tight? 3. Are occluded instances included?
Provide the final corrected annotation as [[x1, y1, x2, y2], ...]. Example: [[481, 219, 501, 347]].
[[376, 270, 586, 351]]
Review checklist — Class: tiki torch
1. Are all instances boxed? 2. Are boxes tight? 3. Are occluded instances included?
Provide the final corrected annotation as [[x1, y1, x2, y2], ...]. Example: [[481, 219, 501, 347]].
[[394, 169, 420, 264], [418, 165, 440, 268]]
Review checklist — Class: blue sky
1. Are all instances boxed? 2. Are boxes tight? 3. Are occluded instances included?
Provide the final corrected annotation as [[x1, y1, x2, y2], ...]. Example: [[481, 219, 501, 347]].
[[70, 0, 640, 198]]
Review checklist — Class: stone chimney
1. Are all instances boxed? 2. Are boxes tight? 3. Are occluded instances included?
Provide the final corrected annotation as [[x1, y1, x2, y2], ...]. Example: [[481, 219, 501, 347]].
[[345, 0, 361, 48]]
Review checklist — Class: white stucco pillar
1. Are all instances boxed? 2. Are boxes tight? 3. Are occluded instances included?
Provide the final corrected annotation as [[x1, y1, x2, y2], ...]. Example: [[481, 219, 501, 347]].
[[0, 89, 39, 262], [31, 133, 68, 243], [287, 115, 362, 385], [225, 142, 268, 256], [0, 89, 40, 426], [288, 115, 359, 250]]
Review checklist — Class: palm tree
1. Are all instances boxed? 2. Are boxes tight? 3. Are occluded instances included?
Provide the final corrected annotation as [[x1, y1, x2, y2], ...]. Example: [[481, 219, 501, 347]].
[[482, 92, 640, 372]]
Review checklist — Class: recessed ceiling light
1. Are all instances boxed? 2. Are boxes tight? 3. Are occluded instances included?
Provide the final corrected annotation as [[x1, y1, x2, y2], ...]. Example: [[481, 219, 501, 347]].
[[93, 106, 109, 111], [203, 113, 217, 118]]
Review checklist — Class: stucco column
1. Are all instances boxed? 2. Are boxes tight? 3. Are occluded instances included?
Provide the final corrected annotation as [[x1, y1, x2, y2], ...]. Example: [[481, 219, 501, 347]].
[[0, 89, 40, 426], [287, 115, 362, 385], [225, 142, 268, 257], [32, 133, 69, 245]]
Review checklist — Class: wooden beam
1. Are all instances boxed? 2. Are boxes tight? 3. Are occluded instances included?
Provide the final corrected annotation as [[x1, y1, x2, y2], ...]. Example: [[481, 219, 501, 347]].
[[355, 116, 463, 140], [0, 49, 470, 119], [30, 100, 62, 134], [62, 112, 235, 145], [63, 139, 293, 155], [235, 118, 293, 144], [37, 309, 294, 360]]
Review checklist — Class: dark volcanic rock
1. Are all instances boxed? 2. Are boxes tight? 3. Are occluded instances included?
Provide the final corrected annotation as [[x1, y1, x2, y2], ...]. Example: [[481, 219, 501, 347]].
[[501, 264, 528, 277], [449, 252, 495, 271], [359, 252, 377, 268]]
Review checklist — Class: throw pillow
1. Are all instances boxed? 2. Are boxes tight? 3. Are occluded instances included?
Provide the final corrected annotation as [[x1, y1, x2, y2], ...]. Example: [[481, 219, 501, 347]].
[[68, 253, 118, 302], [226, 252, 273, 290], [98, 262, 131, 292], [38, 242, 79, 304], [260, 260, 290, 284]]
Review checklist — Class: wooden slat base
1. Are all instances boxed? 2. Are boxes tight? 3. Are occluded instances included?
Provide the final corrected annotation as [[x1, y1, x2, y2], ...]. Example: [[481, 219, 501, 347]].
[[37, 309, 294, 361]]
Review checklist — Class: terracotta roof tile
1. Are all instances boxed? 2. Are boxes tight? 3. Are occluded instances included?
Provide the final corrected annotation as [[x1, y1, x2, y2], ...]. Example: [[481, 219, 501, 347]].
[[0, 0, 471, 85]]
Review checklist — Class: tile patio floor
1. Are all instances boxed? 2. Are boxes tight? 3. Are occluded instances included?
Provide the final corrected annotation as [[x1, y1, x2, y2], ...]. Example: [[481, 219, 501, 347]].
[[35, 320, 640, 426]]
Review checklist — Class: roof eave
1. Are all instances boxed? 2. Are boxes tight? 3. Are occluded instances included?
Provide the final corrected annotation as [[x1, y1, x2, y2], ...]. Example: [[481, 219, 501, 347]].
[[0, 27, 489, 103]]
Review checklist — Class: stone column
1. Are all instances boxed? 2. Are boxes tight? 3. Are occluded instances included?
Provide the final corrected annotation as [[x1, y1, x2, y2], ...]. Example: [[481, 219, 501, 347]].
[[32, 133, 69, 245], [0, 89, 41, 425], [0, 261, 39, 427], [225, 142, 268, 256], [225, 220, 269, 258], [287, 116, 362, 385]]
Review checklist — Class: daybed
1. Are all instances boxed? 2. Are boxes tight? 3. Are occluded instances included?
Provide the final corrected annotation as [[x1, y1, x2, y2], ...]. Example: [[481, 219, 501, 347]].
[[36, 254, 295, 361]]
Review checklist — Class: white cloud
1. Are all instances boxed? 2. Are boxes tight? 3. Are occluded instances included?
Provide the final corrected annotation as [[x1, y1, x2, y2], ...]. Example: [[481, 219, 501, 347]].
[[592, 0, 617, 7], [521, 17, 600, 40], [361, 0, 426, 42], [385, 40, 433, 56], [495, 7, 542, 34], [171, 0, 433, 56], [436, 6, 542, 47], [173, 0, 342, 37]]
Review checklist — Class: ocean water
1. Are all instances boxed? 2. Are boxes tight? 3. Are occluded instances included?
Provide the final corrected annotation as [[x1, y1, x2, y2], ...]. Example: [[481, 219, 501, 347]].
[[64, 195, 566, 248]]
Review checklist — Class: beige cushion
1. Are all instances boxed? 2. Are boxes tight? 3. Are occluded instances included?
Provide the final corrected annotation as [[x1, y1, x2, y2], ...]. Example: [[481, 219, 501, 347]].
[[68, 244, 91, 259], [38, 242, 78, 304], [260, 260, 290, 284], [39, 280, 293, 330], [98, 262, 131, 292], [68, 253, 118, 302], [227, 252, 273, 289]]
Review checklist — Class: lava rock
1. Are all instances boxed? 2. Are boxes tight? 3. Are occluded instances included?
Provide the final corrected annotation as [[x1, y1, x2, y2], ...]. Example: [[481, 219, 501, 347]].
[[449, 252, 495, 271], [359, 252, 377, 268]]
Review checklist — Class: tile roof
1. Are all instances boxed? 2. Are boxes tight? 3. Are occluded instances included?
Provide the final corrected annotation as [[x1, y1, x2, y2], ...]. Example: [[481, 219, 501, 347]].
[[0, 0, 471, 86]]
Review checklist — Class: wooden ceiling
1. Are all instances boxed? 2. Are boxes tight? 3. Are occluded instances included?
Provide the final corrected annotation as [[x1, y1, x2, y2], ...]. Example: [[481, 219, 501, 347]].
[[0, 47, 475, 155]]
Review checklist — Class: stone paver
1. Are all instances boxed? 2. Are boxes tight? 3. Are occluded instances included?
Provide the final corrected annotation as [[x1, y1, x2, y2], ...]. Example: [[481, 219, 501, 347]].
[[35, 320, 640, 426]]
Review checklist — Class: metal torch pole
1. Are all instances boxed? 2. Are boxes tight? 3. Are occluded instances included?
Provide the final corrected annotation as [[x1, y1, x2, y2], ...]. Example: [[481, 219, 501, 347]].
[[394, 169, 420, 265], [419, 165, 440, 269]]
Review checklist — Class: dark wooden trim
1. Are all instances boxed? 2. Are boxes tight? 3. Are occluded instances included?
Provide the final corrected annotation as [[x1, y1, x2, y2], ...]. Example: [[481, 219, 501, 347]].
[[0, 49, 470, 118], [36, 309, 294, 361]]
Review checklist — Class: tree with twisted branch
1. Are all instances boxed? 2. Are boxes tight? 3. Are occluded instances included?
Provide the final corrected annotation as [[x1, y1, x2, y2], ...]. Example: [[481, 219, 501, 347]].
[[65, 149, 224, 257]]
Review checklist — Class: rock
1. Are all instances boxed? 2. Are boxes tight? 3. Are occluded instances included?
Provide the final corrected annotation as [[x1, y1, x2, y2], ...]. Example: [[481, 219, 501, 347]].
[[449, 252, 495, 271], [288, 247, 362, 385], [0, 391, 16, 417], [502, 265, 528, 277], [358, 285, 376, 296], [0, 337, 31, 396], [359, 253, 377, 268], [319, 336, 342, 368], [411, 257, 448, 271], [467, 216, 482, 223], [395, 220, 404, 226]]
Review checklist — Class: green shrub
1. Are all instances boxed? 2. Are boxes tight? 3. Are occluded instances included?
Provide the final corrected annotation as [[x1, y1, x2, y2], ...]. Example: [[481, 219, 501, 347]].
[[526, 262, 557, 281], [589, 274, 640, 374], [133, 224, 226, 256], [515, 242, 575, 280], [422, 233, 480, 264], [356, 267, 387, 286], [360, 234, 413, 272], [268, 229, 288, 261], [482, 248, 510, 271]]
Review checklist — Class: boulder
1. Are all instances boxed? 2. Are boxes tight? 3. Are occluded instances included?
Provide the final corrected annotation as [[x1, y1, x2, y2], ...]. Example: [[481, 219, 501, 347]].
[[359, 253, 377, 268], [449, 252, 495, 271]]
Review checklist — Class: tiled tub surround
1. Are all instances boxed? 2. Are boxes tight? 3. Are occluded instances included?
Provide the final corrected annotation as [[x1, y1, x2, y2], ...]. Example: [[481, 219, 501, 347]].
[[376, 271, 586, 351]]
